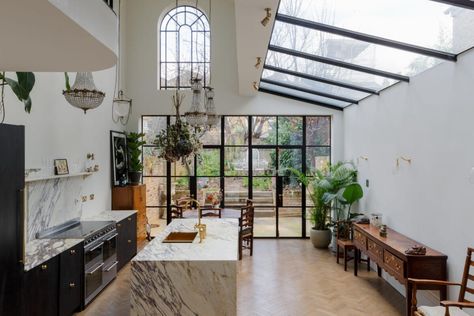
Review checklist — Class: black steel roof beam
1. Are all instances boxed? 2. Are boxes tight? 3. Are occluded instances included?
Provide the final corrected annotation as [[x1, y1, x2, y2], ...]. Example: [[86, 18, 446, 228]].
[[258, 87, 344, 111], [263, 64, 379, 95], [269, 45, 410, 82], [260, 78, 358, 104], [276, 14, 457, 62], [429, 0, 474, 9]]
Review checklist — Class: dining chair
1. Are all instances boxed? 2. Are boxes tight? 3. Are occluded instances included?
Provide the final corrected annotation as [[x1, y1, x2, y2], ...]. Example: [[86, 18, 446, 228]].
[[239, 200, 254, 260]]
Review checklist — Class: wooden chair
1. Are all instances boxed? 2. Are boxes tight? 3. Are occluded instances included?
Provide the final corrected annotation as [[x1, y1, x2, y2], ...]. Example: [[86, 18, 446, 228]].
[[336, 221, 370, 272], [200, 206, 222, 218], [409, 247, 474, 316], [170, 204, 183, 219], [239, 200, 254, 260]]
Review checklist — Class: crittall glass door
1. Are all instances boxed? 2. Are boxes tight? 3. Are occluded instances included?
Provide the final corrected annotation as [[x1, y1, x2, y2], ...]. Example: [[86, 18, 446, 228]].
[[142, 115, 331, 238]]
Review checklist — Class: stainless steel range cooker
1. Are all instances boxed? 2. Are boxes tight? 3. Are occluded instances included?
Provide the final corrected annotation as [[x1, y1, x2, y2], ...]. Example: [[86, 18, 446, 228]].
[[38, 220, 118, 305]]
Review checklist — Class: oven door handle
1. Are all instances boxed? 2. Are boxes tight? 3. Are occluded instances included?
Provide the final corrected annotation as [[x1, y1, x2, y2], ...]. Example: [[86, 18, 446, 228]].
[[105, 261, 119, 272], [87, 242, 104, 252], [86, 262, 104, 274], [105, 233, 118, 241]]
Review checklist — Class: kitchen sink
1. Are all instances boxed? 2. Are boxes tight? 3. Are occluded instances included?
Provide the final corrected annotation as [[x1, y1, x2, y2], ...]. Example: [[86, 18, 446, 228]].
[[162, 231, 198, 243]]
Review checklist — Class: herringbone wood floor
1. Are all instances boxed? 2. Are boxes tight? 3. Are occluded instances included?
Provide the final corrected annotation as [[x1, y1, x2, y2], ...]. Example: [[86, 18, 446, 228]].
[[77, 240, 404, 316]]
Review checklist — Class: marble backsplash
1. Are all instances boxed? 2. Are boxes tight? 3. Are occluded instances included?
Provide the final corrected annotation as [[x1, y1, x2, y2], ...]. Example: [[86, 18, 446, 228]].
[[26, 177, 84, 241]]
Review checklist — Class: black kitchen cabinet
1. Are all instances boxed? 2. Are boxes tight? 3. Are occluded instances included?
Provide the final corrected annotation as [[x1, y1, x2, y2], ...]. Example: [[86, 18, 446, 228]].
[[22, 256, 59, 316], [117, 214, 137, 271], [59, 242, 84, 316]]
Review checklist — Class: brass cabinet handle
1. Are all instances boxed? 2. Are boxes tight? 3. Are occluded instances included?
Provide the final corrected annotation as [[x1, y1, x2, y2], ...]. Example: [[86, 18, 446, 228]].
[[117, 223, 122, 227], [70, 249, 76, 255], [41, 264, 47, 270], [69, 282, 76, 288], [128, 217, 132, 221], [128, 240, 131, 243]]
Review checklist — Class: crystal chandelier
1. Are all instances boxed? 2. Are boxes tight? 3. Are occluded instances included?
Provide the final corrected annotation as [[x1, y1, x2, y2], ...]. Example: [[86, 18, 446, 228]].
[[184, 77, 208, 128], [63, 72, 105, 114], [205, 87, 219, 127]]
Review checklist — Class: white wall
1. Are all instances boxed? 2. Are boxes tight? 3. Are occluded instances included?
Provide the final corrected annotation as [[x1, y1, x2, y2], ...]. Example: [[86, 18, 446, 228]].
[[2, 69, 123, 217], [344, 48, 474, 304], [121, 0, 344, 161]]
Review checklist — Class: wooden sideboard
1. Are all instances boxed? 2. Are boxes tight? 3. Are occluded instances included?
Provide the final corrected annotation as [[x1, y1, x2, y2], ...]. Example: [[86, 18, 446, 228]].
[[353, 223, 447, 316], [112, 184, 146, 241]]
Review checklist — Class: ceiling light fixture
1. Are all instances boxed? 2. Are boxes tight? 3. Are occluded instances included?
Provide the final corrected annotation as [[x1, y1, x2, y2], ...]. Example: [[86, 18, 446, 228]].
[[261, 8, 272, 27], [255, 57, 262, 69]]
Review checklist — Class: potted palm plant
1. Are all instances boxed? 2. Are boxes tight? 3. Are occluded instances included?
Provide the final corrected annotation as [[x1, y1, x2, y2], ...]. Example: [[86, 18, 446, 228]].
[[126, 132, 146, 185]]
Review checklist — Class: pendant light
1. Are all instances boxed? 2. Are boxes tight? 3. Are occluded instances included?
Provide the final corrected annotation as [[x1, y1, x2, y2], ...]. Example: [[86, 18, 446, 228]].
[[63, 72, 105, 114]]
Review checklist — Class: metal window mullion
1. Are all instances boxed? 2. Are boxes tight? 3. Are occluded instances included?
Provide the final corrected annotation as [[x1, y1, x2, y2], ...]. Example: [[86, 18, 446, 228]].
[[259, 88, 344, 111]]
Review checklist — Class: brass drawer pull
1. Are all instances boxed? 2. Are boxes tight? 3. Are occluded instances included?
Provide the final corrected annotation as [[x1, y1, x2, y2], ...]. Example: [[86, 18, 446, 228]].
[[41, 264, 47, 270], [128, 217, 132, 221], [128, 239, 132, 243], [69, 282, 76, 288], [117, 223, 122, 227], [70, 249, 76, 255]]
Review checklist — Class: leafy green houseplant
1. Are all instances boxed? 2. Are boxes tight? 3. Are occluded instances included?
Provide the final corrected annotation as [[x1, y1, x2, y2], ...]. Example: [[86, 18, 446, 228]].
[[126, 132, 146, 185], [0, 72, 36, 122]]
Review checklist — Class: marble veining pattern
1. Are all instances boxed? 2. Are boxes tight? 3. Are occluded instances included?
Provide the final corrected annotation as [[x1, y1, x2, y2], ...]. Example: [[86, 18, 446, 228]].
[[131, 219, 238, 316], [81, 210, 137, 223], [27, 177, 83, 241], [24, 238, 83, 271]]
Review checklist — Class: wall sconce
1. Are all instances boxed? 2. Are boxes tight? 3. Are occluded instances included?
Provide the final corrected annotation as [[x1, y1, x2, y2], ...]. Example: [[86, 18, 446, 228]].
[[253, 81, 259, 91], [112, 90, 132, 125], [255, 57, 262, 69], [261, 8, 272, 27], [396, 156, 412, 168]]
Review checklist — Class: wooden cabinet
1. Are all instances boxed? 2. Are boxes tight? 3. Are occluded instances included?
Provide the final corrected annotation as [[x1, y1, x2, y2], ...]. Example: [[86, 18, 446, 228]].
[[117, 213, 137, 271], [59, 243, 84, 316], [23, 256, 59, 316], [112, 184, 146, 241]]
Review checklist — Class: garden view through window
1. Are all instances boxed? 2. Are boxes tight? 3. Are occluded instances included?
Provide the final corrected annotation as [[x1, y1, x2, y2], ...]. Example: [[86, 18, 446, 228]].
[[142, 115, 331, 238]]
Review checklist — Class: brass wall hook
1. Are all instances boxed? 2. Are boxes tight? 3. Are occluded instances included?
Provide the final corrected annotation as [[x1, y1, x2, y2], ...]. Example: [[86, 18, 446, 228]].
[[255, 57, 262, 69], [396, 156, 412, 168]]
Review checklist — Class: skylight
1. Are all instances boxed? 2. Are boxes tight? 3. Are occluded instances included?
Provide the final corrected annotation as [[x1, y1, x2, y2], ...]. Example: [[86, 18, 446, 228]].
[[260, 0, 474, 109]]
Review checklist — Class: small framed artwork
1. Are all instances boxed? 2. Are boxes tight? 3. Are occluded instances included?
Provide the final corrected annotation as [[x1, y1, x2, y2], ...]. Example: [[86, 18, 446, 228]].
[[54, 159, 69, 175], [110, 130, 128, 186]]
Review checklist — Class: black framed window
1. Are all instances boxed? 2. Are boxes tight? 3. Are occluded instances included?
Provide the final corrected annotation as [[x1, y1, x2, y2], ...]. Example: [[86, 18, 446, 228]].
[[141, 115, 331, 238], [160, 6, 210, 89]]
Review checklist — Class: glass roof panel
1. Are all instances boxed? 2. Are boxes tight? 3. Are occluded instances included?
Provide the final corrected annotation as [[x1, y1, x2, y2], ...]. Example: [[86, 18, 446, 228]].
[[261, 69, 370, 101], [265, 51, 398, 91], [271, 21, 443, 76], [278, 0, 474, 54], [259, 81, 350, 108]]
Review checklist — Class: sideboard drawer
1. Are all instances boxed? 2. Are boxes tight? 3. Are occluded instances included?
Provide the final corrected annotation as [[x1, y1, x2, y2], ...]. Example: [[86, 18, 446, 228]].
[[354, 230, 367, 250], [367, 239, 383, 261], [384, 250, 405, 280]]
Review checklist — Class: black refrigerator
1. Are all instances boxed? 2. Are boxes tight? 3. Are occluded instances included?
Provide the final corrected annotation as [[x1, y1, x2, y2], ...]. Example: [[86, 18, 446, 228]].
[[0, 124, 25, 316]]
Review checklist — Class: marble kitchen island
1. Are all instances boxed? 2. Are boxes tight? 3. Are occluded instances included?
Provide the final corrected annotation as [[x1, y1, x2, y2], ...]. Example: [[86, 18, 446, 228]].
[[130, 218, 239, 316]]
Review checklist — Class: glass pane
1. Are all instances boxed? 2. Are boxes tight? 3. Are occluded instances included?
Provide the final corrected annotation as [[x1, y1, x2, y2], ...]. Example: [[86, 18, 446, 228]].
[[262, 69, 369, 101], [251, 116, 276, 145], [143, 147, 167, 176], [279, 0, 474, 54], [224, 177, 248, 206], [197, 177, 221, 206], [252, 148, 276, 176], [307, 117, 330, 146], [279, 208, 302, 237], [201, 120, 221, 145], [260, 81, 349, 108], [266, 51, 397, 91], [306, 147, 331, 174], [171, 160, 194, 176], [142, 116, 167, 145], [254, 207, 276, 237], [146, 207, 167, 227], [224, 147, 248, 176], [252, 177, 276, 206], [279, 149, 302, 176], [197, 148, 220, 176], [225, 117, 248, 145], [271, 21, 442, 76], [143, 177, 167, 207], [305, 180, 315, 207], [278, 117, 303, 145], [306, 208, 313, 237], [282, 176, 302, 206], [171, 177, 190, 203]]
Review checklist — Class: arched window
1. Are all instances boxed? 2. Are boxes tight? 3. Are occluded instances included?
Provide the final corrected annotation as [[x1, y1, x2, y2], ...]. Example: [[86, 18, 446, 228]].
[[160, 6, 210, 89]]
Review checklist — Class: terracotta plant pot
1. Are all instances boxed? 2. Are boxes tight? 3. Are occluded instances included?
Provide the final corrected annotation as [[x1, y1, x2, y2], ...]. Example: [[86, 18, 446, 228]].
[[310, 229, 332, 249], [128, 171, 142, 185]]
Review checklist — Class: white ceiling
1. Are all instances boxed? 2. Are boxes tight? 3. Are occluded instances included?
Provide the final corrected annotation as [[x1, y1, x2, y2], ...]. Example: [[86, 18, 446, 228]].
[[0, 0, 117, 72], [234, 0, 279, 96]]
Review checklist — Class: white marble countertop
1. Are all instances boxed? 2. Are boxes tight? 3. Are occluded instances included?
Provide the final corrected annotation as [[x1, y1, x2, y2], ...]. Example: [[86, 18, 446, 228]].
[[133, 218, 239, 262], [81, 210, 137, 222], [24, 238, 83, 271]]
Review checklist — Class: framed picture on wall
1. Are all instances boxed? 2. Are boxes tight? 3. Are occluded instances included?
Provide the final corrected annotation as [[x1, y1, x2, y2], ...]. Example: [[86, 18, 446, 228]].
[[110, 131, 128, 186], [54, 159, 69, 175]]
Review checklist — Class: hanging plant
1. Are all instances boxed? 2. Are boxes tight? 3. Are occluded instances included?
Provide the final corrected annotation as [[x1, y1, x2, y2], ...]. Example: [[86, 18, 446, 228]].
[[0, 72, 36, 122], [154, 91, 202, 164]]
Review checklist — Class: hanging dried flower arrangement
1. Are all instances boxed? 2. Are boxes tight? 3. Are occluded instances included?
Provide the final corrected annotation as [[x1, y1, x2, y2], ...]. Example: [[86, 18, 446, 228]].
[[154, 91, 202, 164]]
